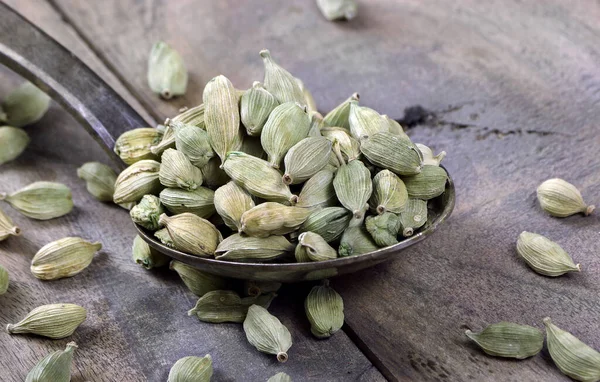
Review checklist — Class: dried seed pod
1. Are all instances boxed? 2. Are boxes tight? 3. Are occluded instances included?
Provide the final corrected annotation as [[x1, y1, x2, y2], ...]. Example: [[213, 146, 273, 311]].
[[537, 178, 594, 217], [201, 157, 230, 188], [516, 232, 580, 277], [1, 181, 73, 220], [0, 206, 21, 241], [241, 202, 311, 238], [244, 304, 292, 362], [296, 78, 317, 113], [365, 213, 401, 247], [243, 281, 282, 297], [333, 160, 372, 219], [25, 341, 77, 382], [320, 127, 361, 162], [323, 93, 360, 130], [403, 165, 448, 200], [241, 81, 280, 136], [338, 226, 379, 257], [158, 213, 222, 257], [0, 264, 8, 295], [360, 132, 422, 176], [295, 232, 337, 262], [188, 290, 276, 323], [216, 234, 295, 262], [415, 143, 446, 167], [130, 194, 165, 230], [300, 207, 352, 242], [7, 303, 86, 339], [382, 115, 409, 138], [77, 162, 117, 202], [317, 0, 358, 20], [261, 102, 311, 168], [167, 354, 213, 382], [31, 237, 101, 281], [174, 122, 214, 168], [348, 101, 388, 140], [214, 181, 255, 231], [159, 148, 203, 191], [0, 126, 29, 165], [398, 198, 427, 237], [170, 260, 229, 297], [268, 372, 292, 382], [305, 281, 344, 338], [465, 322, 543, 359], [147, 42, 187, 99], [296, 169, 337, 210], [0, 82, 50, 127], [159, 187, 215, 218], [114, 128, 162, 165], [283, 137, 332, 185], [260, 49, 305, 106], [132, 235, 169, 270], [154, 228, 174, 248], [171, 103, 206, 129], [113, 160, 162, 204], [370, 170, 408, 214]]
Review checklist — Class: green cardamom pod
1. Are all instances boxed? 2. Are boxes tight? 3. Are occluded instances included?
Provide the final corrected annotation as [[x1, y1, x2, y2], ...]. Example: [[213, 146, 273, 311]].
[[537, 178, 595, 217], [25, 341, 77, 382], [243, 304, 292, 362], [216, 234, 295, 262], [174, 122, 214, 168], [282, 137, 332, 185], [223, 152, 297, 204], [382, 115, 409, 139], [201, 157, 230, 188], [147, 42, 187, 99], [159, 187, 215, 219], [465, 322, 543, 359], [323, 93, 359, 130], [0, 82, 50, 127], [267, 372, 292, 382], [398, 198, 427, 237], [348, 101, 389, 140], [360, 132, 422, 176], [77, 162, 117, 202], [365, 212, 401, 247], [159, 148, 203, 191], [132, 235, 169, 269], [321, 127, 361, 162], [0, 264, 8, 295], [214, 181, 255, 231], [516, 232, 580, 276], [261, 102, 311, 168], [0, 126, 29, 165], [296, 169, 337, 210], [403, 165, 448, 199], [544, 317, 600, 382], [188, 290, 276, 323], [305, 280, 344, 338], [167, 354, 213, 382], [241, 81, 280, 136], [370, 169, 408, 214], [1, 181, 73, 220], [300, 207, 352, 242], [203, 75, 243, 163], [240, 202, 311, 238], [31, 237, 101, 281], [113, 159, 162, 204], [243, 280, 282, 297], [308, 111, 325, 138], [296, 78, 317, 113], [295, 232, 337, 262], [339, 226, 379, 257], [114, 127, 162, 165], [150, 123, 176, 155], [317, 0, 358, 20], [333, 160, 373, 219], [171, 103, 206, 129], [0, 206, 21, 241], [154, 227, 175, 248], [170, 260, 229, 297], [415, 143, 446, 166], [158, 213, 222, 257], [260, 49, 305, 106], [7, 303, 86, 339], [130, 195, 165, 230]]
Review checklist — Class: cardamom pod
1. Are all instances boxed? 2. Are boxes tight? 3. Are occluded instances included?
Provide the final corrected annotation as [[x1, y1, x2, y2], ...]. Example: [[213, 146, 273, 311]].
[[159, 187, 215, 218], [0, 126, 29, 165], [158, 213, 222, 257], [215, 234, 295, 262], [113, 159, 162, 204], [295, 232, 337, 262], [1, 181, 73, 220], [132, 235, 169, 270], [296, 169, 337, 210], [243, 281, 282, 297], [188, 290, 276, 323], [320, 127, 361, 162], [0, 206, 21, 241], [243, 304, 292, 362], [31, 237, 101, 281], [398, 198, 428, 237], [305, 280, 344, 338], [415, 143, 446, 167], [370, 169, 408, 214], [150, 123, 176, 155], [296, 78, 317, 113], [170, 260, 230, 297], [240, 202, 311, 237], [0, 82, 50, 127], [241, 81, 279, 136], [203, 75, 243, 163], [403, 165, 448, 199], [544, 317, 600, 382], [130, 195, 165, 230], [214, 181, 255, 231], [339, 226, 379, 257], [323, 93, 359, 130], [159, 148, 203, 191], [283, 137, 332, 185], [260, 49, 305, 106], [223, 152, 297, 204], [240, 135, 267, 159], [201, 157, 230, 188], [299, 207, 352, 242], [155, 227, 175, 248], [7, 303, 86, 339], [0, 264, 8, 295], [360, 132, 422, 176], [114, 127, 162, 165], [171, 103, 205, 129], [268, 372, 292, 382], [382, 115, 409, 139], [516, 232, 580, 276], [167, 354, 213, 382], [348, 101, 389, 140], [174, 122, 214, 168], [261, 102, 311, 168], [537, 178, 595, 217], [316, 0, 358, 20], [365, 212, 401, 247], [465, 322, 543, 359], [333, 159, 372, 219], [25, 341, 77, 382], [147, 42, 187, 99], [77, 162, 117, 202]]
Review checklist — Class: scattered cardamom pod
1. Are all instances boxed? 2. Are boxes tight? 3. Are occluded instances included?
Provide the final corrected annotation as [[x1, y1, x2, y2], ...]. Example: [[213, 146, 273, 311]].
[[339, 226, 379, 257], [403, 165, 448, 200], [320, 127, 361, 162], [516, 231, 580, 277], [158, 213, 222, 257], [77, 162, 117, 202], [214, 181, 255, 231], [260, 49, 305, 106], [416, 143, 446, 167], [188, 290, 276, 323], [333, 159, 372, 219], [240, 202, 311, 238], [31, 237, 101, 281], [241, 81, 280, 136], [283, 137, 332, 185], [268, 372, 292, 382], [365, 212, 401, 247], [159, 187, 215, 218], [537, 178, 594, 217], [296, 78, 317, 113], [171, 103, 205, 129], [316, 0, 358, 21], [348, 101, 389, 140], [150, 123, 176, 155], [0, 82, 50, 127], [0, 126, 29, 165], [170, 260, 230, 297], [0, 206, 21, 241], [370, 169, 408, 214], [167, 354, 213, 382], [7, 303, 86, 339], [382, 115, 409, 139], [114, 127, 162, 164], [398, 198, 428, 237], [174, 121, 214, 168], [113, 159, 162, 204], [244, 304, 292, 362], [25, 341, 77, 382], [155, 227, 175, 248], [216, 234, 295, 262], [296, 169, 337, 210], [0, 264, 8, 295], [147, 41, 187, 99], [305, 280, 344, 338], [1, 181, 73, 220], [323, 93, 359, 130], [360, 132, 423, 176], [261, 102, 311, 168], [201, 156, 230, 188], [132, 235, 169, 270], [243, 280, 282, 297], [300, 207, 352, 242], [130, 195, 165, 230], [295, 232, 337, 262], [159, 148, 203, 191], [465, 322, 543, 359]]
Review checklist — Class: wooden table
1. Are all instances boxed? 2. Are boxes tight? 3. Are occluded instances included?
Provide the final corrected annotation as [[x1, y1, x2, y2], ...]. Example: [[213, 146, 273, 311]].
[[1, 1, 599, 381]]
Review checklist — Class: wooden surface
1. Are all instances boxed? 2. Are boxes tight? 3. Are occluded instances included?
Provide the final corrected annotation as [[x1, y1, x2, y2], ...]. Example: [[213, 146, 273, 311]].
[[1, 0, 600, 381]]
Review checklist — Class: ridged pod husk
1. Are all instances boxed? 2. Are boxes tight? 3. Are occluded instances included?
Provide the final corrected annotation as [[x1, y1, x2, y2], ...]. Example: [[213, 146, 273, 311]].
[[0, 82, 50, 127], [360, 132, 423, 176], [215, 234, 295, 262], [308, 111, 325, 137], [0, 264, 8, 294], [300, 207, 352, 242], [174, 121, 214, 168], [261, 102, 311, 168], [370, 170, 408, 214], [0, 206, 21, 241], [150, 123, 176, 155], [159, 187, 215, 218], [130, 194, 165, 230], [260, 49, 305, 106], [243, 304, 292, 362], [25, 341, 77, 382], [223, 152, 296, 204], [243, 280, 282, 297], [544, 317, 600, 382], [283, 137, 332, 185], [203, 75, 243, 163], [465, 322, 543, 359], [365, 213, 401, 247], [77, 162, 117, 202], [416, 143, 446, 167], [241, 81, 279, 136], [159, 148, 203, 191], [268, 372, 292, 382], [240, 202, 311, 238], [167, 355, 213, 382], [382, 115, 409, 139], [132, 235, 169, 270], [147, 42, 187, 99], [516, 232, 580, 277], [214, 181, 255, 231], [201, 157, 230, 188], [188, 290, 276, 323], [321, 127, 361, 162], [398, 199, 428, 237], [170, 103, 206, 129], [316, 0, 358, 20], [31, 237, 101, 281], [7, 303, 86, 339], [295, 232, 337, 262], [113, 160, 162, 204], [170, 260, 230, 297], [1, 181, 73, 220], [240, 135, 267, 159], [296, 78, 317, 113], [114, 128, 162, 165], [154, 228, 174, 248], [348, 101, 388, 140], [403, 165, 448, 199], [0, 126, 29, 165], [305, 280, 344, 338], [339, 226, 379, 257], [333, 160, 372, 219], [323, 93, 359, 130], [296, 169, 337, 210], [158, 213, 222, 257], [537, 178, 594, 217]]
